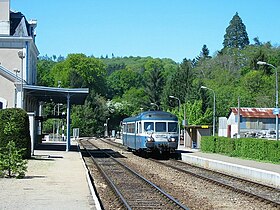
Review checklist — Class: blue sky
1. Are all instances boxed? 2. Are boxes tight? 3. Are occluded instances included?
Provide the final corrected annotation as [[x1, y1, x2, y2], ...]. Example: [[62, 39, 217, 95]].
[[11, 0, 280, 62]]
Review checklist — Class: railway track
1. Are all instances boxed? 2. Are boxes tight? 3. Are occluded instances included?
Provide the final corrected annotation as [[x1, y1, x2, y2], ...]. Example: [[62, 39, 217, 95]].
[[97, 138, 280, 208], [151, 159, 280, 208], [79, 139, 189, 210]]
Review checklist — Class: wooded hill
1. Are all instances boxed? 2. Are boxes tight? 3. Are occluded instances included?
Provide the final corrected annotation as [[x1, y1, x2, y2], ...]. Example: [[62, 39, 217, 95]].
[[37, 13, 280, 136]]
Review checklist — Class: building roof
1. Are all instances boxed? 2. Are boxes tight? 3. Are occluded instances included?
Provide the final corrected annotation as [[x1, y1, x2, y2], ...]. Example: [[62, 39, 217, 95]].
[[24, 85, 89, 105], [10, 11, 26, 35], [9, 11, 37, 37], [230, 107, 276, 119]]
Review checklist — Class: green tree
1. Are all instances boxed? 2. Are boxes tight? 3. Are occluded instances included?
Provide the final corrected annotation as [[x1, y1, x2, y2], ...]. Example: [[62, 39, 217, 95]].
[[193, 45, 211, 67], [162, 59, 196, 109], [37, 59, 56, 86], [71, 92, 109, 136], [144, 59, 165, 108], [223, 12, 249, 49], [50, 54, 107, 95], [185, 100, 212, 125], [107, 67, 143, 98], [109, 87, 149, 121]]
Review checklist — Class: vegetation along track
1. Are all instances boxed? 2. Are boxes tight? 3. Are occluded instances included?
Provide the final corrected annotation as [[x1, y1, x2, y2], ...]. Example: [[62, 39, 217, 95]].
[[151, 158, 280, 208], [79, 139, 189, 210]]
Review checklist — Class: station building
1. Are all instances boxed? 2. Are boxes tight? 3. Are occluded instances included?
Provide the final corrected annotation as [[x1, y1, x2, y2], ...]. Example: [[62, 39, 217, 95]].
[[0, 0, 38, 111], [0, 0, 88, 153]]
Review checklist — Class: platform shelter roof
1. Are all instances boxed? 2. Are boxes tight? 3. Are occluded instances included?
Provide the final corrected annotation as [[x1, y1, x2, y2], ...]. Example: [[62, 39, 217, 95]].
[[24, 85, 89, 105]]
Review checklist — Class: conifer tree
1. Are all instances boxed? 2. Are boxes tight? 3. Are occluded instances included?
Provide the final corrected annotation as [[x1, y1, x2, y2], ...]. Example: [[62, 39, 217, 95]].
[[223, 12, 249, 49], [201, 44, 210, 58]]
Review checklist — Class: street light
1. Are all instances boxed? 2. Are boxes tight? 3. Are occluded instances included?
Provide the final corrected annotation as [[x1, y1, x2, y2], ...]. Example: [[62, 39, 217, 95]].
[[257, 61, 278, 140], [169, 95, 181, 146], [18, 50, 25, 109], [150, 102, 159, 110], [201, 86, 216, 136]]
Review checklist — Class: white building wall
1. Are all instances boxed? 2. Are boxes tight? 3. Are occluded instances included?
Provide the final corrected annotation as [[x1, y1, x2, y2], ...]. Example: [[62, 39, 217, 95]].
[[218, 117, 227, 137], [227, 112, 236, 125], [0, 37, 39, 110], [0, 75, 15, 108], [0, 48, 24, 76]]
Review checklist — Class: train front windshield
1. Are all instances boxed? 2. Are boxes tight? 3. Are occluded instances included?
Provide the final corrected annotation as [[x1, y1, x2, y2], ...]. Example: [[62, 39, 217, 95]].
[[168, 122, 178, 132], [144, 122, 178, 133]]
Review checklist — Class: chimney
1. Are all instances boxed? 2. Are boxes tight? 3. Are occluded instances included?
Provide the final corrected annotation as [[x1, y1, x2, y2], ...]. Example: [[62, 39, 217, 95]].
[[0, 0, 10, 35]]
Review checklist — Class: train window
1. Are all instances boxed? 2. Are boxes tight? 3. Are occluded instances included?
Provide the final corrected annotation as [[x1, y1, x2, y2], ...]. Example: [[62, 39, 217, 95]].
[[168, 122, 178, 132], [155, 122, 166, 132], [127, 123, 135, 133], [144, 122, 154, 132]]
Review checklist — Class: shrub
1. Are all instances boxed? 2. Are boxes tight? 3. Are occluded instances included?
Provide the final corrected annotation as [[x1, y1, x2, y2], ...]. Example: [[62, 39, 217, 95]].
[[0, 140, 27, 178], [201, 136, 280, 163], [0, 108, 31, 158], [200, 136, 216, 152]]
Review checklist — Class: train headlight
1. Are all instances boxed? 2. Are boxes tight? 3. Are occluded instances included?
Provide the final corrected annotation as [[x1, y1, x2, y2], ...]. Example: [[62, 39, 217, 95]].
[[147, 137, 155, 142], [168, 137, 176, 142]]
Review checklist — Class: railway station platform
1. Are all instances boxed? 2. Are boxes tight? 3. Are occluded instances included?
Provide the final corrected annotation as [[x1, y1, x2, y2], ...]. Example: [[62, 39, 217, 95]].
[[114, 138, 280, 188], [0, 141, 101, 210], [178, 146, 280, 188]]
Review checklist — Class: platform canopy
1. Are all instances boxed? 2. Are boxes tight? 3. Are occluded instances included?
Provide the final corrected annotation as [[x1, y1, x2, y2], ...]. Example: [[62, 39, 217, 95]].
[[24, 85, 89, 105], [24, 85, 89, 151]]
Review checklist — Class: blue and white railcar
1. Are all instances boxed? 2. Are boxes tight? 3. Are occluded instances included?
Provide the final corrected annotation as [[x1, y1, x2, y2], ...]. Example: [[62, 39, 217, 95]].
[[121, 111, 178, 154]]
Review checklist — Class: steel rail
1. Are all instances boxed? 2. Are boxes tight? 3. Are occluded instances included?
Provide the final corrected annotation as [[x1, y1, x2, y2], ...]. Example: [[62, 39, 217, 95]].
[[80, 140, 131, 210], [81, 139, 189, 210], [151, 158, 280, 208]]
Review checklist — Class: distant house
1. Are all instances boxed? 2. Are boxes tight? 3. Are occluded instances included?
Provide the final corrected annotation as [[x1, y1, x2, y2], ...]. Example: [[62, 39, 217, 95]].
[[226, 107, 277, 138], [0, 0, 39, 111]]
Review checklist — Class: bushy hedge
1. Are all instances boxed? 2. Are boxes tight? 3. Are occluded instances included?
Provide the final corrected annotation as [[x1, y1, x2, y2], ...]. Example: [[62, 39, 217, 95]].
[[201, 136, 280, 163], [0, 108, 31, 158]]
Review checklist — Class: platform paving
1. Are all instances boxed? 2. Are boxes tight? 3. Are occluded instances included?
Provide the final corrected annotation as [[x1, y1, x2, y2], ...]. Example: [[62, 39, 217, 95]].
[[0, 142, 99, 210]]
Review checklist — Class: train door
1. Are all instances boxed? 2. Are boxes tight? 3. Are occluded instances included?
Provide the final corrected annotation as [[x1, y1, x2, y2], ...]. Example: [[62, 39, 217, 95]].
[[136, 121, 142, 149], [135, 121, 138, 149], [123, 123, 128, 146]]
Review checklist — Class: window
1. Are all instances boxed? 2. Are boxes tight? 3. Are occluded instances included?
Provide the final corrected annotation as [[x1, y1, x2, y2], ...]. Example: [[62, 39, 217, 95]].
[[168, 122, 178, 132], [0, 97, 7, 109], [144, 122, 154, 132], [127, 123, 135, 133], [155, 122, 166, 132]]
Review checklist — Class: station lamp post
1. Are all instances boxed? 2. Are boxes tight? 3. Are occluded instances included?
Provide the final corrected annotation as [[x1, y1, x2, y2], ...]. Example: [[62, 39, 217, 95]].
[[150, 102, 159, 110], [257, 61, 279, 140], [18, 50, 25, 109], [201, 86, 216, 136], [169, 95, 182, 146], [13, 68, 20, 108]]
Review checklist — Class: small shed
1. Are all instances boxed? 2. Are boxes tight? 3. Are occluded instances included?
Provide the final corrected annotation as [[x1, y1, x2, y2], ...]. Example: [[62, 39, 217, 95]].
[[227, 107, 277, 138], [184, 125, 211, 148]]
